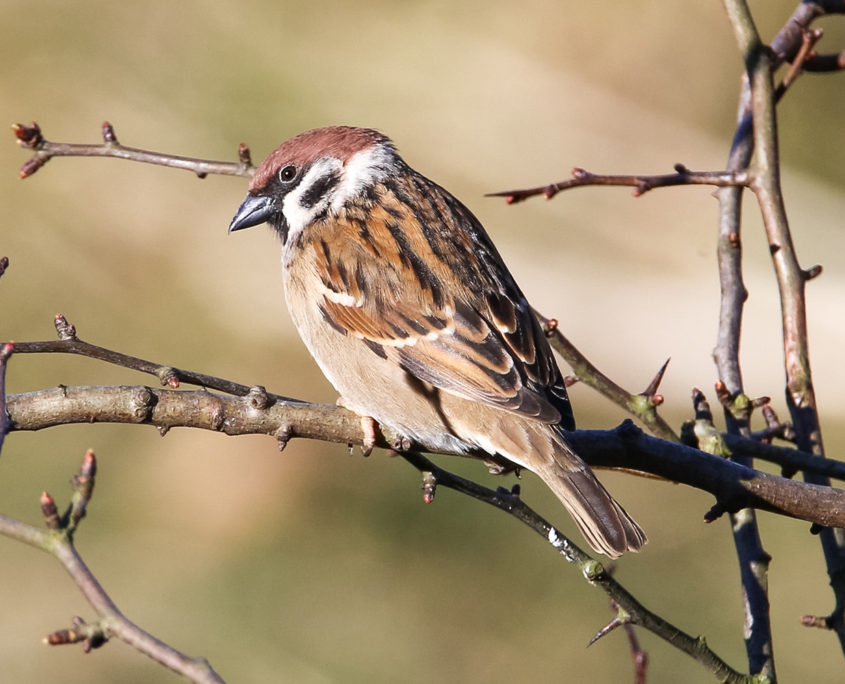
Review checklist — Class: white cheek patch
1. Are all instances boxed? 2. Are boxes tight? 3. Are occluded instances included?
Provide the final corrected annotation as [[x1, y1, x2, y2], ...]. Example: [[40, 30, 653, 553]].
[[281, 158, 343, 240], [330, 145, 393, 211]]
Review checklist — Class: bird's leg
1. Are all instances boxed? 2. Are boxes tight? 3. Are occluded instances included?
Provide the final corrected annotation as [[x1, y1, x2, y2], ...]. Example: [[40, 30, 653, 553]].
[[337, 396, 378, 457]]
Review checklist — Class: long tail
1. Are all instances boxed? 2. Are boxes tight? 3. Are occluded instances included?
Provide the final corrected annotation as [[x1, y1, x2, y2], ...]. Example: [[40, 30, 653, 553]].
[[532, 439, 646, 558]]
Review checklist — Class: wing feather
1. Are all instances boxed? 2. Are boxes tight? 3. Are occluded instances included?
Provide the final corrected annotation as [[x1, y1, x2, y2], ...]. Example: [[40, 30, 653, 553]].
[[310, 176, 575, 428]]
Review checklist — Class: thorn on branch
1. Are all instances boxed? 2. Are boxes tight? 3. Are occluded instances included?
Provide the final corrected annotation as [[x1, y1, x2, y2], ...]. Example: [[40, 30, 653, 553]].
[[53, 314, 77, 340], [803, 264, 823, 281], [588, 615, 626, 646], [421, 471, 437, 503], [641, 358, 670, 405]]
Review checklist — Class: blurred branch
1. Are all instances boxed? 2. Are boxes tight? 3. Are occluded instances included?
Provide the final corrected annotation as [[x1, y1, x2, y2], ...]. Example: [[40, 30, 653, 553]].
[[401, 451, 751, 683], [6, 383, 845, 529], [0, 342, 13, 455], [12, 121, 255, 180], [13, 314, 298, 401], [726, 0, 845, 656], [0, 450, 225, 683]]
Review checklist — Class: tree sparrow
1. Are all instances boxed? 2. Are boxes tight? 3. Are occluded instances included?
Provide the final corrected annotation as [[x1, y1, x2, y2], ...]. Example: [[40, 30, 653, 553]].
[[229, 126, 645, 557]]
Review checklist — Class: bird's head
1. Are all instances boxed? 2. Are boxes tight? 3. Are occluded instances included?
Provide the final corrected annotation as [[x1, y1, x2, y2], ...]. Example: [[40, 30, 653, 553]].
[[228, 126, 398, 243]]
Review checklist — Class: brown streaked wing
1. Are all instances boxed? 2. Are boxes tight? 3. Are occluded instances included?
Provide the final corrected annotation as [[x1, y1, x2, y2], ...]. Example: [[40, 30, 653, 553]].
[[311, 205, 563, 424]]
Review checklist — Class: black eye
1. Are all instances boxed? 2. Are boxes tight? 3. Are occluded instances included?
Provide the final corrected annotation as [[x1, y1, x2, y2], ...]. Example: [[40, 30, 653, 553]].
[[278, 164, 298, 184]]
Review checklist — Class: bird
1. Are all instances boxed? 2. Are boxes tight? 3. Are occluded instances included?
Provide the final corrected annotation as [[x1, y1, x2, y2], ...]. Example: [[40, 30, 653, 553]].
[[229, 126, 646, 557]]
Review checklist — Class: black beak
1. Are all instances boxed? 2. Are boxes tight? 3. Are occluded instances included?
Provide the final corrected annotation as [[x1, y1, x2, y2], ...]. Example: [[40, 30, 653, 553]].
[[228, 194, 276, 233]]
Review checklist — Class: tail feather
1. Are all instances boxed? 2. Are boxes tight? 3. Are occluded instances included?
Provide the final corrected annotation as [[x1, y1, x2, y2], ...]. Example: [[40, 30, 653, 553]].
[[534, 444, 646, 558]]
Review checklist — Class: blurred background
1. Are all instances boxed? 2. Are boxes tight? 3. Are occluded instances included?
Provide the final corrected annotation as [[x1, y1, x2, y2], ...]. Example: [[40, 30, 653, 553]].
[[2, 1, 844, 682]]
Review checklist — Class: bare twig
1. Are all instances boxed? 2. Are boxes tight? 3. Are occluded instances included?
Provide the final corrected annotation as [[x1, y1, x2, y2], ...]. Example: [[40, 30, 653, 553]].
[[400, 451, 752, 683], [10, 314, 298, 402], [489, 165, 749, 204], [12, 121, 255, 180], [0, 342, 13, 455], [535, 311, 678, 442], [0, 451, 225, 683], [775, 28, 825, 99]]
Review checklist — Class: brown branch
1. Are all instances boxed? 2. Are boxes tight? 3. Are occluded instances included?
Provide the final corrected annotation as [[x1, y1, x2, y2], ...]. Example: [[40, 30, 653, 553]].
[[11, 314, 298, 401], [12, 121, 255, 180], [535, 312, 678, 442], [775, 28, 825, 99], [0, 451, 224, 683], [726, 0, 845, 659], [400, 451, 751, 683], [0, 342, 13, 455], [489, 165, 749, 204], [6, 384, 845, 529]]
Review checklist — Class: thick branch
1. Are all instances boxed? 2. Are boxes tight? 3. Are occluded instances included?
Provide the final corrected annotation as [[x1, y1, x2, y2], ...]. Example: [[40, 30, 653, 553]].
[[7, 385, 845, 529]]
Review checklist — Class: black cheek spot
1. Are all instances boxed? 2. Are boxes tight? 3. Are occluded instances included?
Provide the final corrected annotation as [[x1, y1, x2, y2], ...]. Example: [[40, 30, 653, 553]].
[[299, 171, 341, 209]]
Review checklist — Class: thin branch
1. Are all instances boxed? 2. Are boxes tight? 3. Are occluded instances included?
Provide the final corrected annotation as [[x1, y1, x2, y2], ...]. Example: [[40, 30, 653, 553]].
[[489, 165, 749, 204], [12, 121, 255, 180], [11, 314, 298, 401], [775, 28, 825, 99], [535, 311, 679, 442], [0, 452, 225, 683], [723, 435, 845, 481], [400, 451, 752, 683], [0, 342, 13, 455]]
